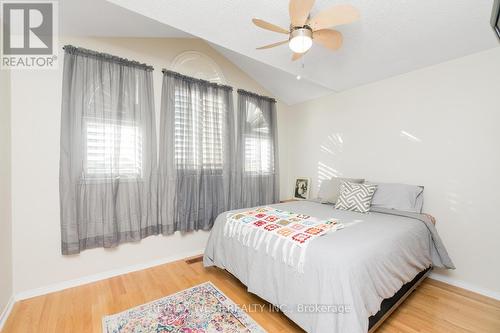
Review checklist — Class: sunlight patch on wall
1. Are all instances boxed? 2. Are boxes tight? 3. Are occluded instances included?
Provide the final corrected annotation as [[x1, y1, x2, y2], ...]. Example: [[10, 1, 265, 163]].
[[400, 130, 422, 143], [445, 179, 463, 216], [317, 133, 344, 191], [317, 161, 342, 190], [320, 133, 344, 155]]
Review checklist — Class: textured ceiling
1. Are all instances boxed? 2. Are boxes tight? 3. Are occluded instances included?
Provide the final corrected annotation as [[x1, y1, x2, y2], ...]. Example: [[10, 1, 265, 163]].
[[91, 1, 499, 104], [209, 43, 333, 105], [60, 0, 191, 37]]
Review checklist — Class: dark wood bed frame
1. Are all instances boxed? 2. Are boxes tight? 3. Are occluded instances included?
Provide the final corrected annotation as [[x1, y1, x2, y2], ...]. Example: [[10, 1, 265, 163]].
[[368, 266, 432, 332]]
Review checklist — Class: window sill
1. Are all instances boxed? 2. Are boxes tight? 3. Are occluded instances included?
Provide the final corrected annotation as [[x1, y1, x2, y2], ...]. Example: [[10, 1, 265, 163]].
[[78, 177, 144, 185]]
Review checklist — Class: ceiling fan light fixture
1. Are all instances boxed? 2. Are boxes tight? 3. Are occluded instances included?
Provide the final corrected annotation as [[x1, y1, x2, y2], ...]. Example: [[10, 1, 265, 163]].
[[288, 28, 313, 53]]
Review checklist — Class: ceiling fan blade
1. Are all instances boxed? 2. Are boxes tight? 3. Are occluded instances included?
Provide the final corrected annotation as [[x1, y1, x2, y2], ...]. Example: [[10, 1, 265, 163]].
[[313, 29, 343, 51], [289, 0, 315, 27], [256, 40, 289, 50], [292, 52, 305, 61], [309, 5, 360, 31], [252, 18, 289, 34]]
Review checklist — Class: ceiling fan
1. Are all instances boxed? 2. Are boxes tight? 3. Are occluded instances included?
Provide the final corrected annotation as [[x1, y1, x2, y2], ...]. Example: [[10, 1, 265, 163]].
[[252, 0, 360, 61]]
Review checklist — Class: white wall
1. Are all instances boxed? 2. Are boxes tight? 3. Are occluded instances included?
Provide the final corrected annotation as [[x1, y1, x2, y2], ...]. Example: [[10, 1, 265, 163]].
[[10, 37, 289, 294], [14, 34, 498, 301], [0, 69, 13, 316], [284, 47, 500, 296]]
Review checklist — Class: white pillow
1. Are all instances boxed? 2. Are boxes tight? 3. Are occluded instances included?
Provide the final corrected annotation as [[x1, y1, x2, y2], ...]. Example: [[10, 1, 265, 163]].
[[317, 177, 364, 204], [368, 182, 424, 213]]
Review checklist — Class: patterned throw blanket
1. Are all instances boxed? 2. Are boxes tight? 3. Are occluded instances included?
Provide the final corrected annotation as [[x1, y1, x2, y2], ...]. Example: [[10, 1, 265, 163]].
[[223, 207, 344, 272]]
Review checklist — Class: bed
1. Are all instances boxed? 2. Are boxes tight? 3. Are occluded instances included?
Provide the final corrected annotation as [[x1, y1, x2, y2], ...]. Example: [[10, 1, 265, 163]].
[[204, 200, 454, 333]]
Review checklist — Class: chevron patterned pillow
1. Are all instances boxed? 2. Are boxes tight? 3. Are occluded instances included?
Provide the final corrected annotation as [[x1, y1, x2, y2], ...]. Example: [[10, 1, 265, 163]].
[[335, 182, 378, 213]]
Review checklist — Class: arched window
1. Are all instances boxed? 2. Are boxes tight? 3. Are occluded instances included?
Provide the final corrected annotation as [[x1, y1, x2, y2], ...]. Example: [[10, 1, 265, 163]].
[[171, 51, 225, 84], [169, 52, 227, 171], [233, 90, 279, 208]]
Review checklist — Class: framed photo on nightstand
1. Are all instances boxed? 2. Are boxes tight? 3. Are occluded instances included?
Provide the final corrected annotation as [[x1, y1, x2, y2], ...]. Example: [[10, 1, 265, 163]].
[[293, 177, 311, 200]]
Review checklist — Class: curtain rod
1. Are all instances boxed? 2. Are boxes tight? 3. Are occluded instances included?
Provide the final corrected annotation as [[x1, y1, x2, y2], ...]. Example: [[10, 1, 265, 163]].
[[237, 89, 276, 103], [162, 70, 277, 102], [61, 45, 276, 100], [162, 69, 233, 91], [63, 45, 154, 71]]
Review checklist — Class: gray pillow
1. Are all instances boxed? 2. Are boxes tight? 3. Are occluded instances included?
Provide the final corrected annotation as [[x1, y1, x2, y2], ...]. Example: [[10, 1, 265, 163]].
[[368, 182, 424, 213], [317, 177, 364, 203]]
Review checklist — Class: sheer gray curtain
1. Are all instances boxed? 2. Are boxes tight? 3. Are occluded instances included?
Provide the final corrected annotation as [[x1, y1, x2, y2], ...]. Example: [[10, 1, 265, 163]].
[[231, 90, 279, 209], [60, 46, 158, 255], [159, 70, 234, 233]]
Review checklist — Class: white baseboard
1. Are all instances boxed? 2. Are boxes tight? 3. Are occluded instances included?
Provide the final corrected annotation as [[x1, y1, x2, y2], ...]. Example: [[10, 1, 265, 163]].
[[8, 253, 499, 328], [0, 295, 15, 331], [15, 249, 205, 301], [429, 272, 500, 301]]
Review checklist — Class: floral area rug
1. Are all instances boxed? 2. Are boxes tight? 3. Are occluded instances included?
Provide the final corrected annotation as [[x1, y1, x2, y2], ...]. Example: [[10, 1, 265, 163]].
[[102, 281, 266, 333]]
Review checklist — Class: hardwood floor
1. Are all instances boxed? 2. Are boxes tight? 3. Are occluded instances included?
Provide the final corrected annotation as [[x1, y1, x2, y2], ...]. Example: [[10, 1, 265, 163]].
[[3, 256, 500, 333]]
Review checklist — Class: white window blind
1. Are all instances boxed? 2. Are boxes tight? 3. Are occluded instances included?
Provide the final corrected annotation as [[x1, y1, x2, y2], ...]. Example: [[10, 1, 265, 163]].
[[84, 119, 143, 178], [244, 136, 272, 173], [174, 87, 224, 170], [244, 102, 274, 174]]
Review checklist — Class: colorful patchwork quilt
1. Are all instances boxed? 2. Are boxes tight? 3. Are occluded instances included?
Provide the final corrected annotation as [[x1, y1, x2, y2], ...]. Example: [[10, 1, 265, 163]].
[[223, 207, 344, 272]]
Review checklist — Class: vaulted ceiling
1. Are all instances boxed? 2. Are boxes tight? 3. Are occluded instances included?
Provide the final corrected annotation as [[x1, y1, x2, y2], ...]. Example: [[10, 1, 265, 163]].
[[60, 0, 191, 38], [64, 0, 499, 104]]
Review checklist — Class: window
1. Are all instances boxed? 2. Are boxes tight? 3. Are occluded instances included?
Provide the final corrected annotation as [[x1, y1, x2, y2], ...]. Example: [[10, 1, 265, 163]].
[[82, 75, 143, 180], [245, 136, 272, 173], [84, 118, 143, 179], [60, 45, 157, 255], [173, 87, 225, 171], [244, 101, 274, 174]]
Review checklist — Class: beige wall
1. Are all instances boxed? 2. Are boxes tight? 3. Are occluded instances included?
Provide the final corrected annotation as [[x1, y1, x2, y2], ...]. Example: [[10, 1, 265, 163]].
[[10, 37, 289, 294], [284, 47, 500, 297], [0, 69, 13, 314]]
